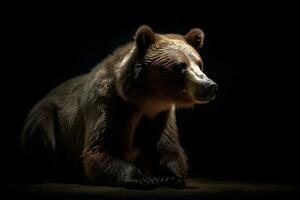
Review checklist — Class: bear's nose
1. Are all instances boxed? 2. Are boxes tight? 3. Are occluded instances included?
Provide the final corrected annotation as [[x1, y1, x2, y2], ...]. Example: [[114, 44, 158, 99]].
[[203, 81, 218, 99], [193, 79, 218, 101], [206, 82, 218, 97]]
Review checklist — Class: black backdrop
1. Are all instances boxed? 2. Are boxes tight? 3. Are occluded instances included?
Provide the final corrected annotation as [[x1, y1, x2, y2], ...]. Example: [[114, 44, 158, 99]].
[[2, 2, 299, 183]]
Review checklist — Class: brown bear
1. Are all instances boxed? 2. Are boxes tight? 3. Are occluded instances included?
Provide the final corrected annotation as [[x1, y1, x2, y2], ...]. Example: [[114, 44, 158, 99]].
[[21, 25, 217, 188]]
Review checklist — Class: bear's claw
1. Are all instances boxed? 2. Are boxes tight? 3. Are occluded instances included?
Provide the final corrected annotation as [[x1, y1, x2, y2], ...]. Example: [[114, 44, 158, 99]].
[[123, 176, 185, 189]]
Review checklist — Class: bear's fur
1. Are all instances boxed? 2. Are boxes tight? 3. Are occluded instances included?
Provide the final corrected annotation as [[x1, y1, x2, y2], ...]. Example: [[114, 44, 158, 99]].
[[21, 25, 217, 188]]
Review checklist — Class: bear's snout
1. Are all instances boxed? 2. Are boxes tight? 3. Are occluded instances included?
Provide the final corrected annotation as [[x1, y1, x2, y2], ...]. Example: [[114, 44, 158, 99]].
[[203, 80, 218, 99], [184, 66, 218, 102], [194, 79, 218, 101]]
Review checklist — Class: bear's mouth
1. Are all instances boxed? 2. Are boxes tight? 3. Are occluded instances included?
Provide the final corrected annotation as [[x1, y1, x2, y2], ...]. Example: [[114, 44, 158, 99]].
[[193, 94, 216, 104], [195, 100, 210, 104], [197, 95, 216, 101]]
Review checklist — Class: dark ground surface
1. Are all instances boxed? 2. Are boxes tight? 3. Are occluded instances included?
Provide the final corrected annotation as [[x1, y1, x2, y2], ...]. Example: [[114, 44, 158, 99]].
[[2, 178, 298, 200]]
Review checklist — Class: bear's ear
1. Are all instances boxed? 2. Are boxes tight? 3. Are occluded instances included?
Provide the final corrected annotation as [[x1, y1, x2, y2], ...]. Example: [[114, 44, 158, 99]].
[[184, 28, 205, 49], [135, 25, 155, 50]]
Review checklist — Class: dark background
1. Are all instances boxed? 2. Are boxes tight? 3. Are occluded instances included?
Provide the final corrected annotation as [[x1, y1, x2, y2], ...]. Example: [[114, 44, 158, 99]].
[[2, 2, 299, 184]]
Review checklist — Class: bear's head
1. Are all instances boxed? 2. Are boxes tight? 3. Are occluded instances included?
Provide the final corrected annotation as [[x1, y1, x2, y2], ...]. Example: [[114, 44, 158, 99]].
[[117, 25, 217, 116]]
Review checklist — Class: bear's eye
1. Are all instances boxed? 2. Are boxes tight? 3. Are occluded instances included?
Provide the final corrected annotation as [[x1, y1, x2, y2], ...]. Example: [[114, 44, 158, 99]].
[[176, 62, 187, 74], [177, 62, 187, 70]]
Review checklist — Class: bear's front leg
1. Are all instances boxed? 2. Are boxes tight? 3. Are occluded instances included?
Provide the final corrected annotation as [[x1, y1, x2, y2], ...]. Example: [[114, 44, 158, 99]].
[[154, 108, 188, 188], [82, 150, 157, 189]]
